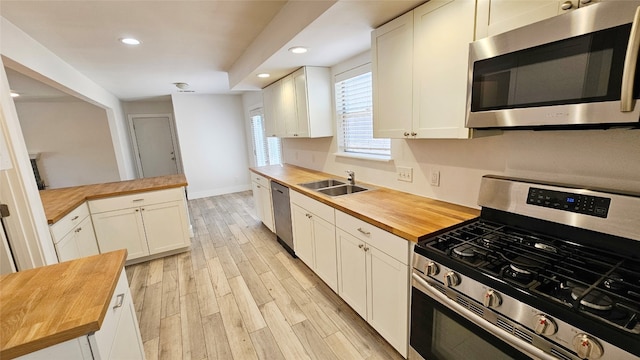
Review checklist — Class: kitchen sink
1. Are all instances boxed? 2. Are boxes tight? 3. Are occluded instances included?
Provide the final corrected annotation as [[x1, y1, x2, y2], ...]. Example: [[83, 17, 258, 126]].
[[299, 179, 345, 190], [317, 184, 368, 196]]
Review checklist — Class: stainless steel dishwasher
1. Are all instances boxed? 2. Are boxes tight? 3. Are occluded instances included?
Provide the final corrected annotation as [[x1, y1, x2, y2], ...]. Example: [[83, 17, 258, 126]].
[[270, 181, 295, 257]]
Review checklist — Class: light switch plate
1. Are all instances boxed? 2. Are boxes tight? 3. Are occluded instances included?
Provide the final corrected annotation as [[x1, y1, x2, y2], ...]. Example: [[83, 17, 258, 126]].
[[430, 170, 440, 187], [397, 166, 413, 182]]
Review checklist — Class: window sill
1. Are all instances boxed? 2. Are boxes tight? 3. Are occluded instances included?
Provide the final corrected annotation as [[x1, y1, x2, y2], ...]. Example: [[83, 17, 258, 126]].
[[333, 152, 393, 163]]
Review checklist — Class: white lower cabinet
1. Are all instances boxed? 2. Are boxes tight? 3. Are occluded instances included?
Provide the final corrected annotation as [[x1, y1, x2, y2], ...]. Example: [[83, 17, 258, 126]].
[[336, 210, 410, 358], [90, 187, 191, 262], [17, 271, 145, 360], [290, 191, 337, 291], [251, 174, 275, 232], [50, 203, 99, 262]]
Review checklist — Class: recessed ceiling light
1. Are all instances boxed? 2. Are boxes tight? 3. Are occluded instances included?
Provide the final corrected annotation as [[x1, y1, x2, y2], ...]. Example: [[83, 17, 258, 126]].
[[257, 73, 270, 78], [120, 37, 141, 45], [288, 46, 308, 54], [10, 91, 20, 98], [173, 82, 189, 90]]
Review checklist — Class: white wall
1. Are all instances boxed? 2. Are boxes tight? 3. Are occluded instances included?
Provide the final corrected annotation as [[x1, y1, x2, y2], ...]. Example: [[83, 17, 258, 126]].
[[171, 94, 251, 199], [1, 17, 136, 180], [271, 52, 640, 209], [15, 100, 120, 188], [241, 91, 263, 168], [123, 98, 174, 115]]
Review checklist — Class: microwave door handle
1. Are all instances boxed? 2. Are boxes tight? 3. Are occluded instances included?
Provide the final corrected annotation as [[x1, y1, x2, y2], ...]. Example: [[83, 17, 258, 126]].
[[621, 6, 640, 112]]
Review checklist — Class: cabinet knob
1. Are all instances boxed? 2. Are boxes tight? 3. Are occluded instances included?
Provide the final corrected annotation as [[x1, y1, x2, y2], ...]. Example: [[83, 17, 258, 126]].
[[403, 132, 410, 137], [411, 132, 417, 137], [75, 227, 82, 233], [363, 246, 370, 252], [561, 1, 573, 10], [358, 244, 364, 249], [135, 209, 140, 212]]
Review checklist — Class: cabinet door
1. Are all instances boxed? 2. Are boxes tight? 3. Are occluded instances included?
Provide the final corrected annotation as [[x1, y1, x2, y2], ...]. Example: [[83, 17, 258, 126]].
[[291, 204, 313, 267], [484, 0, 573, 37], [75, 216, 99, 258], [143, 201, 190, 255], [372, 11, 414, 139], [412, 0, 474, 139], [312, 215, 337, 292], [93, 208, 148, 260], [336, 229, 367, 318], [263, 84, 279, 137], [367, 246, 409, 357], [259, 184, 275, 232], [109, 288, 145, 359], [252, 181, 265, 222], [292, 68, 310, 138], [281, 75, 298, 137], [55, 231, 81, 262]]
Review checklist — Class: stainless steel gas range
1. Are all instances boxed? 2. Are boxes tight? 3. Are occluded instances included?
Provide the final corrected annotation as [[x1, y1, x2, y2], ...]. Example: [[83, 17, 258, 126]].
[[410, 175, 640, 360]]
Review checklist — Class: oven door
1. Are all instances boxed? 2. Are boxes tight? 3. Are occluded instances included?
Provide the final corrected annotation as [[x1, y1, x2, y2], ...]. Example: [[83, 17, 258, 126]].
[[410, 272, 555, 360]]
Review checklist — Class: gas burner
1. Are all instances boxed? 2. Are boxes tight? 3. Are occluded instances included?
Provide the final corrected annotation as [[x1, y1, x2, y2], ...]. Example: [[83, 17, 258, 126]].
[[604, 273, 626, 291], [510, 263, 533, 275], [453, 244, 475, 258], [572, 287, 614, 311]]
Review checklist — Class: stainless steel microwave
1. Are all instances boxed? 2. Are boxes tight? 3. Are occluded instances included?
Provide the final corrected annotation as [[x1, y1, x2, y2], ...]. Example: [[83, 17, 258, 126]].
[[466, 1, 640, 129]]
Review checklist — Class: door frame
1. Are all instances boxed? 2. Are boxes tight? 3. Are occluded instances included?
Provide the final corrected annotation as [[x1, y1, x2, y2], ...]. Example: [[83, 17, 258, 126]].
[[128, 113, 182, 178]]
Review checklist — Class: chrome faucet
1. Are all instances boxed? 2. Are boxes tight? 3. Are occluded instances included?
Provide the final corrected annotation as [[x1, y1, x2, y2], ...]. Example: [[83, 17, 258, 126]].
[[346, 170, 355, 185]]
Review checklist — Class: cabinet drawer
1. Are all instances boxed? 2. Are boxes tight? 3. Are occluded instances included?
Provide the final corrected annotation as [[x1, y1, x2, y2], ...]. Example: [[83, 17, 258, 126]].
[[90, 270, 129, 359], [252, 174, 270, 188], [336, 210, 409, 264], [88, 187, 184, 214], [290, 190, 334, 224], [50, 202, 90, 242]]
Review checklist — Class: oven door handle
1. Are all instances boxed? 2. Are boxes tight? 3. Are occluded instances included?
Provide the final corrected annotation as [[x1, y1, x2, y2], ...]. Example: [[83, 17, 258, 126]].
[[411, 273, 559, 360]]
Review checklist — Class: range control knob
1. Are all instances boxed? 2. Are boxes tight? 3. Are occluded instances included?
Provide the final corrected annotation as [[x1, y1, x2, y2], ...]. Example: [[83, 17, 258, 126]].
[[425, 262, 440, 276], [533, 314, 557, 335], [483, 289, 502, 308], [573, 334, 603, 359], [444, 271, 460, 287]]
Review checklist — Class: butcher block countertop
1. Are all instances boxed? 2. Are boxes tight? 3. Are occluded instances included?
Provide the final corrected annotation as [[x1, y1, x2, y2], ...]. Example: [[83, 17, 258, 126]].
[[0, 250, 127, 359], [39, 174, 188, 224], [250, 164, 479, 242]]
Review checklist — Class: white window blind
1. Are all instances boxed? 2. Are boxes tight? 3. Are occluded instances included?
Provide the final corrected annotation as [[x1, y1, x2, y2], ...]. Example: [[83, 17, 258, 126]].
[[335, 65, 390, 156], [250, 109, 282, 166]]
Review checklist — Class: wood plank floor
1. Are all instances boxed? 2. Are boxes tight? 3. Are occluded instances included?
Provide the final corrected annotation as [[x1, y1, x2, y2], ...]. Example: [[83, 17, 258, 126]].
[[126, 191, 404, 360]]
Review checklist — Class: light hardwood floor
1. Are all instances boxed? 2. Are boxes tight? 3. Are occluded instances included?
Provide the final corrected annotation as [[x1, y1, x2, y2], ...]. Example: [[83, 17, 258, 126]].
[[125, 191, 405, 360]]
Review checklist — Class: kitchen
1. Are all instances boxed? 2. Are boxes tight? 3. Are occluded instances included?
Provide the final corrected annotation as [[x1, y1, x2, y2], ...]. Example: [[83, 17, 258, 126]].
[[1, 1, 640, 359]]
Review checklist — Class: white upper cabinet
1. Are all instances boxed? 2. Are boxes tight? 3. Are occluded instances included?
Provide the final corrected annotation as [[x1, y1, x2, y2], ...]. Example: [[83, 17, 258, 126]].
[[372, 11, 414, 139], [413, 0, 475, 139], [477, 0, 599, 39], [262, 66, 333, 138], [372, 0, 479, 139]]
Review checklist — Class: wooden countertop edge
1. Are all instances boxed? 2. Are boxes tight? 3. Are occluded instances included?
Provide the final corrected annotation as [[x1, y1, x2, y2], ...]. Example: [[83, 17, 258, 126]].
[[0, 250, 127, 359], [43, 181, 188, 224], [250, 166, 479, 243]]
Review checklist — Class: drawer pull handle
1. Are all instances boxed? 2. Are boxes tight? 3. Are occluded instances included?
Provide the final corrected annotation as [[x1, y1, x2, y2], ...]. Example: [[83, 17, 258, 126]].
[[133, 199, 144, 202], [357, 228, 371, 236], [71, 216, 79, 221], [75, 227, 82, 233], [113, 294, 125, 309]]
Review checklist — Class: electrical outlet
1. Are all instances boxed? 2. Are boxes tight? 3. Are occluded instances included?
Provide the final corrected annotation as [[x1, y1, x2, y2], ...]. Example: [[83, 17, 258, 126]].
[[430, 170, 440, 187], [397, 166, 413, 182]]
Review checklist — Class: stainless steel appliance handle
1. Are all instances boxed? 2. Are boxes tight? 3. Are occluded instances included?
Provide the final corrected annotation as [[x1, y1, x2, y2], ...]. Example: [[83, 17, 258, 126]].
[[411, 272, 559, 360], [621, 6, 640, 112]]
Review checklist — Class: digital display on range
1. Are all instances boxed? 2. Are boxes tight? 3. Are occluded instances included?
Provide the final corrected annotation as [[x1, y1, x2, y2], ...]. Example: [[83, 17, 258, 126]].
[[527, 187, 611, 218]]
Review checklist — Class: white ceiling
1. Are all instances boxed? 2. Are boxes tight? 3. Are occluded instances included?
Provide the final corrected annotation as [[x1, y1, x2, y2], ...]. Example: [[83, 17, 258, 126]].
[[1, 0, 423, 101]]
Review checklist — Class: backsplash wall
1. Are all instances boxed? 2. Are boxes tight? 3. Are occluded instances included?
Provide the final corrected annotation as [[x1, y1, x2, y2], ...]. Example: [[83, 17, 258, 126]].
[[283, 129, 640, 209]]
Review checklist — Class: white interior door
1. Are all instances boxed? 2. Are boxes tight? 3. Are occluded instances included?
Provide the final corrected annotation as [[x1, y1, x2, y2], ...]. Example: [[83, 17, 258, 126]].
[[130, 115, 179, 178]]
